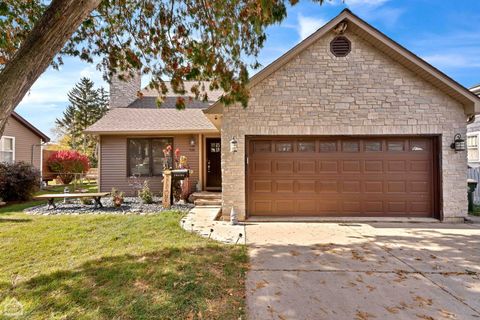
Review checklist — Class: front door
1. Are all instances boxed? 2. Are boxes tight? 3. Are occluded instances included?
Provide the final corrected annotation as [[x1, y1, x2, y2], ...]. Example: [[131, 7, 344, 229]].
[[206, 138, 222, 189]]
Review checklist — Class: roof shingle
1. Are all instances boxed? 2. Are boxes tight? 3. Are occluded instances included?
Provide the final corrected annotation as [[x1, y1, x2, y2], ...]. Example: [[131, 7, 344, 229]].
[[84, 108, 218, 134]]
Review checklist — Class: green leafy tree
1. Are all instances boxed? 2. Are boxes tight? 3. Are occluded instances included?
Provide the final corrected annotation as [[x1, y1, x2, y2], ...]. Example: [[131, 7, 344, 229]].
[[55, 77, 108, 166], [0, 0, 325, 136]]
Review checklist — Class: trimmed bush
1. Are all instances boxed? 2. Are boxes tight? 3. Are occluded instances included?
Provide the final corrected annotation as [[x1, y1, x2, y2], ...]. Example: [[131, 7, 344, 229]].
[[0, 162, 40, 201], [47, 150, 90, 184], [138, 180, 153, 204]]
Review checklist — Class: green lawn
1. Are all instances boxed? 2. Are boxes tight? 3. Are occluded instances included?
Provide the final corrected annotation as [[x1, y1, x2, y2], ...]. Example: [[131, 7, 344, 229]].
[[0, 195, 247, 319]]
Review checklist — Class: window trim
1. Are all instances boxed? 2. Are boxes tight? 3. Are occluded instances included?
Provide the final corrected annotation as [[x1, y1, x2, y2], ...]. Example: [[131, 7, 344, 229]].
[[127, 137, 174, 177], [0, 136, 15, 163], [467, 133, 479, 149]]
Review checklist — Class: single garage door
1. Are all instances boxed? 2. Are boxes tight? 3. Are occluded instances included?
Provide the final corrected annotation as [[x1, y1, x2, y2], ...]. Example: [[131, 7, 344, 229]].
[[247, 136, 438, 218]]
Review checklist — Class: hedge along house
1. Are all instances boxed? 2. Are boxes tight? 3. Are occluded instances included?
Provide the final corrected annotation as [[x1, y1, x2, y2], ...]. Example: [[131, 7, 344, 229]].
[[87, 9, 480, 222], [205, 9, 480, 223]]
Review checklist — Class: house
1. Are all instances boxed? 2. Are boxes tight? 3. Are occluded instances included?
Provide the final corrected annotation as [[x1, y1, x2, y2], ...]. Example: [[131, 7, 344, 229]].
[[1, 112, 50, 171], [467, 84, 480, 166], [86, 9, 480, 222]]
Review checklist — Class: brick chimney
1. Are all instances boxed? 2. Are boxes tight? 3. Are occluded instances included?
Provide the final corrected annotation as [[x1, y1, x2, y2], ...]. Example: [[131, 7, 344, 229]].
[[109, 71, 141, 108]]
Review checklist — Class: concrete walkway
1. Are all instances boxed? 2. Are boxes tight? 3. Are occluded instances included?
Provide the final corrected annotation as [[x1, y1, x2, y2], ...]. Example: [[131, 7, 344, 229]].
[[245, 222, 480, 320], [181, 206, 246, 244]]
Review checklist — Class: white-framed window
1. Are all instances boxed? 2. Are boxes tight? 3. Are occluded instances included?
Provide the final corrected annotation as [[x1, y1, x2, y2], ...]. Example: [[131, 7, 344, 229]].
[[0, 136, 15, 163], [467, 133, 480, 163]]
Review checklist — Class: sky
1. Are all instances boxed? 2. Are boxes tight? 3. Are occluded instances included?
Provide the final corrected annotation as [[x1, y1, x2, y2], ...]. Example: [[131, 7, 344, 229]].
[[14, 0, 480, 139]]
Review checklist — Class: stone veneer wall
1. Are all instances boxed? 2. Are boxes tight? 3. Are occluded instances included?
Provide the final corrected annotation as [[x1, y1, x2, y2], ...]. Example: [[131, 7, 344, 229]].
[[221, 29, 468, 222]]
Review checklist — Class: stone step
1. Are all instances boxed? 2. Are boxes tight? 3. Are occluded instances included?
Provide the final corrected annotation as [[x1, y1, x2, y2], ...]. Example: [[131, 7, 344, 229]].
[[191, 192, 222, 201], [194, 199, 222, 206]]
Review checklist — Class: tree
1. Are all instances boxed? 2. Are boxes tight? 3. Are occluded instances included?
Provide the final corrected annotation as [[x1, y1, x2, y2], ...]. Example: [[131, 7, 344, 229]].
[[55, 77, 108, 166], [0, 0, 325, 136]]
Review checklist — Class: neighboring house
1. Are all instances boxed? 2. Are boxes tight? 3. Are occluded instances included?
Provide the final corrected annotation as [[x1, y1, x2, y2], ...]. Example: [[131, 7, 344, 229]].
[[1, 112, 50, 171], [467, 84, 480, 166], [86, 9, 480, 222]]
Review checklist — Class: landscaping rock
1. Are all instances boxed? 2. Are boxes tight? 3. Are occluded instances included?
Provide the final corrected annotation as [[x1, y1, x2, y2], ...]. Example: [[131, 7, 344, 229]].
[[24, 197, 193, 215]]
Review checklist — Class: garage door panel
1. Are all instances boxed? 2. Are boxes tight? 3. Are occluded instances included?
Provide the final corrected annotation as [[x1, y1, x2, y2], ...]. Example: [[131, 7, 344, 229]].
[[342, 160, 362, 172], [342, 181, 361, 193], [387, 160, 407, 171], [297, 180, 316, 193], [364, 160, 383, 172], [248, 136, 436, 218], [317, 180, 339, 193], [252, 180, 272, 193], [275, 180, 294, 193], [274, 160, 294, 174], [252, 160, 272, 174], [297, 160, 316, 174], [319, 160, 338, 173], [387, 181, 406, 193], [364, 181, 383, 193]]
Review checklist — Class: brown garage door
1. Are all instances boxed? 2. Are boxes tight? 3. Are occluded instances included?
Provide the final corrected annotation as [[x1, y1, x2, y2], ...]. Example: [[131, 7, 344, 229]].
[[247, 136, 438, 218]]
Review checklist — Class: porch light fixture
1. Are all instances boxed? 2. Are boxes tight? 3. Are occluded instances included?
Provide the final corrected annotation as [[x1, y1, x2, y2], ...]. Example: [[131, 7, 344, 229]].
[[230, 136, 238, 153], [189, 136, 196, 147], [450, 133, 466, 152]]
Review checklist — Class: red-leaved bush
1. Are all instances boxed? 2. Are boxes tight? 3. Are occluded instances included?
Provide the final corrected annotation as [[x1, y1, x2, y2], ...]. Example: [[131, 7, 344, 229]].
[[47, 150, 90, 184]]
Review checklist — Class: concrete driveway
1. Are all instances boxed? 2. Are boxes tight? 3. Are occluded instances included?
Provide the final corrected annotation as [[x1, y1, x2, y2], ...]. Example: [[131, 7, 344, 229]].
[[245, 222, 480, 319]]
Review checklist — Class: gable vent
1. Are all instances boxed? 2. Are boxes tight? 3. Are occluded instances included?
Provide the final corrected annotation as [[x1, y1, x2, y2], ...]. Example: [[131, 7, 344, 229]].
[[330, 36, 351, 57]]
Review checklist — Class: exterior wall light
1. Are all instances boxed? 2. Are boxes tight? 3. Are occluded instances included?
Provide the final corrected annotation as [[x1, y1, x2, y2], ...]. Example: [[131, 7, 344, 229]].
[[189, 136, 196, 148], [450, 133, 466, 152], [230, 136, 238, 153]]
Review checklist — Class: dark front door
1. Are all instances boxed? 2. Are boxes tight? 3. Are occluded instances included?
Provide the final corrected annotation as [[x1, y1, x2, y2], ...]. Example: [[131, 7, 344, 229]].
[[206, 138, 222, 189]]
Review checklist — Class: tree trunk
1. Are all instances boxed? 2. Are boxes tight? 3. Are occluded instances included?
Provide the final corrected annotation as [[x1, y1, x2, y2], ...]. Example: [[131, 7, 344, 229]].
[[0, 0, 101, 135]]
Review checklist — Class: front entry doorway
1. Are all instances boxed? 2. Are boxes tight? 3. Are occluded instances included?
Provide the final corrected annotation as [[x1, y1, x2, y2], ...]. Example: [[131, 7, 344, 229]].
[[206, 138, 222, 190]]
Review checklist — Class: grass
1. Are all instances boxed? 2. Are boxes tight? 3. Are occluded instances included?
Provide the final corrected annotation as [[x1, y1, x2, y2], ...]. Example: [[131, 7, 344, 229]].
[[0, 190, 247, 319]]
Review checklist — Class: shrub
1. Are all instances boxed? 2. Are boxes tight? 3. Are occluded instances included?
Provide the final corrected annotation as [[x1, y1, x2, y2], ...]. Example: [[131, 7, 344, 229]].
[[0, 162, 40, 201], [111, 188, 124, 207], [47, 150, 90, 184], [138, 180, 153, 204]]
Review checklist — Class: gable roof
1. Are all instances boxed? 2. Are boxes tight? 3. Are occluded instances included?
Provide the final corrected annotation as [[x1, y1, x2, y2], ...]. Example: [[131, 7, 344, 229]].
[[206, 9, 480, 115], [84, 108, 218, 135], [11, 112, 50, 142]]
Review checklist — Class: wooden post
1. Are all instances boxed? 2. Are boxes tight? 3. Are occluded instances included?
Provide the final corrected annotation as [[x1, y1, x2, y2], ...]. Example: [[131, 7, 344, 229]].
[[162, 169, 172, 209]]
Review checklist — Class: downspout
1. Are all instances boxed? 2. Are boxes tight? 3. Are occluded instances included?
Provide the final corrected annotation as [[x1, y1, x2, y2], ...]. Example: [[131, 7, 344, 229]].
[[31, 141, 47, 187]]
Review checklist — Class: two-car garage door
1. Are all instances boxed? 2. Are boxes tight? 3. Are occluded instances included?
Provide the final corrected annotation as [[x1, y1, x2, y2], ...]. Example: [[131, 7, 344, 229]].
[[247, 136, 438, 218]]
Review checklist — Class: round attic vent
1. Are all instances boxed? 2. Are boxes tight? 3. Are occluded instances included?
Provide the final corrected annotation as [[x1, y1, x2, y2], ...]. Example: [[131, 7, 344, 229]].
[[330, 36, 351, 57]]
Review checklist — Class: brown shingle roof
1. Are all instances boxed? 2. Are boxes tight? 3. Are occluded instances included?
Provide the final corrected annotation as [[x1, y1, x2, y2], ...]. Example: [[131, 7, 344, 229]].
[[84, 108, 218, 134]]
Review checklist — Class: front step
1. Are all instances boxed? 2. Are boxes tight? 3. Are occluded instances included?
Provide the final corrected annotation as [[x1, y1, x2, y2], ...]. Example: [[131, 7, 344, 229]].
[[191, 192, 222, 201], [194, 199, 222, 206]]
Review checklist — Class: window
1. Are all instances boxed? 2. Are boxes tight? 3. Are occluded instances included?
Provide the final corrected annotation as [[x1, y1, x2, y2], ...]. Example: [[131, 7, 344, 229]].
[[319, 141, 337, 152], [387, 141, 404, 151], [467, 135, 478, 149], [276, 142, 293, 152], [297, 141, 315, 152], [0, 136, 15, 164], [342, 141, 359, 152], [253, 141, 271, 153], [468, 135, 479, 162], [128, 138, 173, 176], [410, 139, 428, 152], [364, 141, 382, 152]]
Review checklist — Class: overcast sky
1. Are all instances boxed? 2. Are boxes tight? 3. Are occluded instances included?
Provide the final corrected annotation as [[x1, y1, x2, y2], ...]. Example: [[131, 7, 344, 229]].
[[14, 0, 480, 137]]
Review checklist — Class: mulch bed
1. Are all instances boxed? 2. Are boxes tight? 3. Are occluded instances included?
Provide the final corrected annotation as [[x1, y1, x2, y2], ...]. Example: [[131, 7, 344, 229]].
[[25, 197, 194, 215]]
